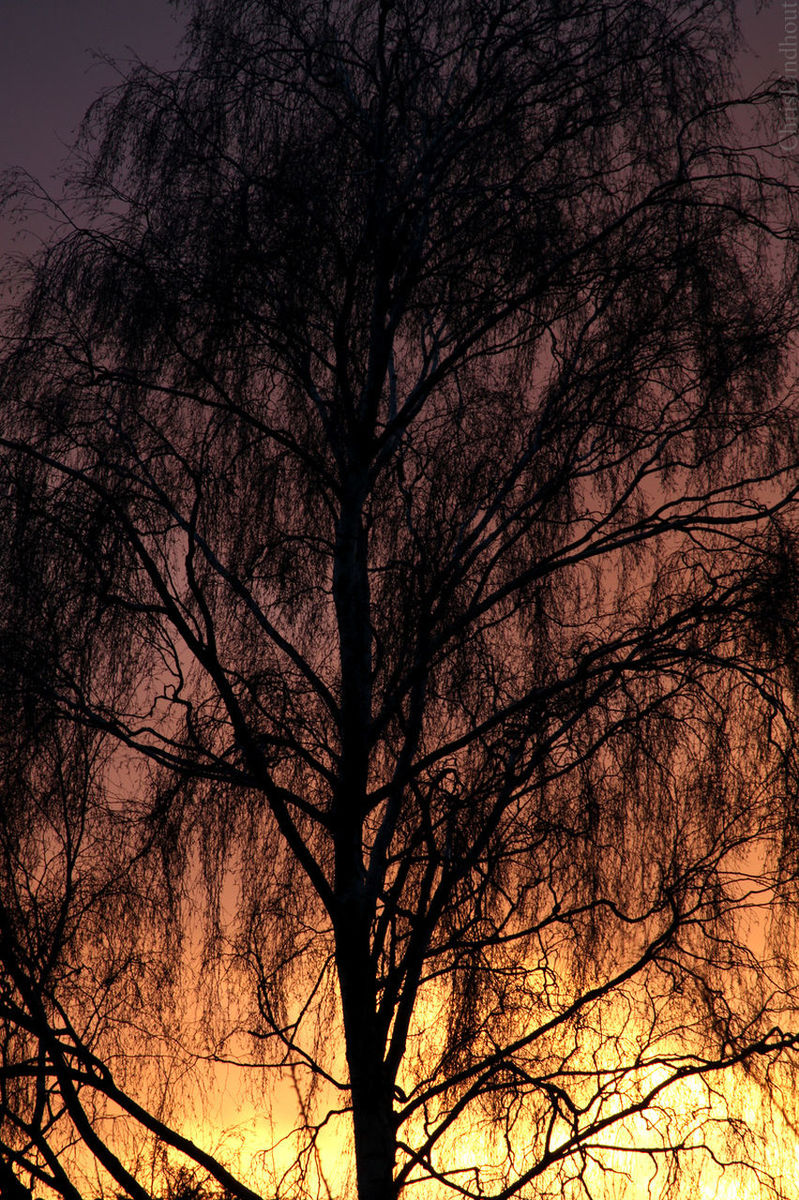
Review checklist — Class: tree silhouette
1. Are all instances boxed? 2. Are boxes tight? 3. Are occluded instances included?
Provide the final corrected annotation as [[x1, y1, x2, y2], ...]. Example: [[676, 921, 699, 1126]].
[[2, 1, 799, 1198]]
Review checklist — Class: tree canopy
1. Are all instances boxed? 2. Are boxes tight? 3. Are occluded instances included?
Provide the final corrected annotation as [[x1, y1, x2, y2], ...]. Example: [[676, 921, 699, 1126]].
[[3, 2, 799, 1199]]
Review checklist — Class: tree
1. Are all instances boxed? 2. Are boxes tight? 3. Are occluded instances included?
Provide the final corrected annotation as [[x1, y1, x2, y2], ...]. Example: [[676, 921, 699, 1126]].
[[2, 0, 799, 1197]]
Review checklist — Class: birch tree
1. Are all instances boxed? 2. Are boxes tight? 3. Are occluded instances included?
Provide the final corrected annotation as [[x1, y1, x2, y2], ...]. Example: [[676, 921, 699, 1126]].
[[3, 2, 799, 1198]]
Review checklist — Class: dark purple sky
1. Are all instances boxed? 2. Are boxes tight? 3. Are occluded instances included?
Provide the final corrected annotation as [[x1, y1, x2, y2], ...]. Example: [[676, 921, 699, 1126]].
[[0, 0, 185, 258], [1, 0, 184, 177], [0, 0, 792, 257]]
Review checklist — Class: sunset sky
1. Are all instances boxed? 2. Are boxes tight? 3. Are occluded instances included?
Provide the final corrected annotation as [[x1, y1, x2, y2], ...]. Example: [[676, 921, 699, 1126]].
[[0, 0, 790, 240], [1, 3, 799, 1200]]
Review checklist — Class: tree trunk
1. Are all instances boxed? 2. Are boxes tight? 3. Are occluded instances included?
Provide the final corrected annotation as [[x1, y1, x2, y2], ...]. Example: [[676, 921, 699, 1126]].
[[332, 491, 395, 1198], [336, 913, 397, 1200]]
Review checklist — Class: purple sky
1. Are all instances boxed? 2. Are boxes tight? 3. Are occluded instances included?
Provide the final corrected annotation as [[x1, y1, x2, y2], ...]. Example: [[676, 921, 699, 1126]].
[[0, 0, 184, 178], [0, 0, 185, 258], [0, 0, 792, 257]]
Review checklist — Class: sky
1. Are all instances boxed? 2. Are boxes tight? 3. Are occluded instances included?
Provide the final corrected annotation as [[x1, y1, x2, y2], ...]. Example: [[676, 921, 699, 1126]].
[[0, 0, 793, 259], [0, 0, 186, 258], [0, 3, 797, 1197]]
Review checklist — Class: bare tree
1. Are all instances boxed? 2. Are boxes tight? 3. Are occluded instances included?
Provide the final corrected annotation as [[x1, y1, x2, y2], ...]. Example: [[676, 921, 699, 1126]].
[[3, 1, 799, 1198]]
